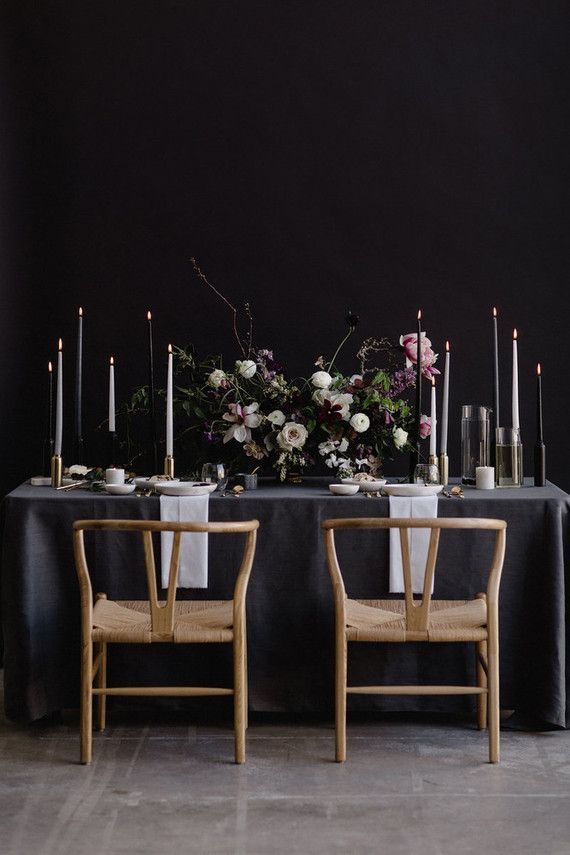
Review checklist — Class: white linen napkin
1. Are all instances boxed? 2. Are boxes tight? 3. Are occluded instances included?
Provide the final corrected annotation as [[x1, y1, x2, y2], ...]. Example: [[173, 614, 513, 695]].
[[159, 495, 209, 588], [389, 495, 438, 594]]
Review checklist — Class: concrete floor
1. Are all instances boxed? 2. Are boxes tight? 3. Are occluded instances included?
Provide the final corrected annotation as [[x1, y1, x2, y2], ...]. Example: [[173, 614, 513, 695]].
[[1, 686, 570, 854]]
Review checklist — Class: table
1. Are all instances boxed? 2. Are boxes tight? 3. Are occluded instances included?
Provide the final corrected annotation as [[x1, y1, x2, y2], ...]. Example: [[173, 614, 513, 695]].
[[2, 478, 569, 727]]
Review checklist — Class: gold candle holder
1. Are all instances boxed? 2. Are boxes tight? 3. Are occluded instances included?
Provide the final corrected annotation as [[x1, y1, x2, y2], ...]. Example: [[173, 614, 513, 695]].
[[438, 453, 449, 486], [51, 454, 63, 488], [427, 454, 440, 483], [164, 455, 174, 478]]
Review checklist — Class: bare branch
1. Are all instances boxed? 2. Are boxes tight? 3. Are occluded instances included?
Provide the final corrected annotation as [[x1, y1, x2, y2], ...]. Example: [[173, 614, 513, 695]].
[[190, 258, 246, 357]]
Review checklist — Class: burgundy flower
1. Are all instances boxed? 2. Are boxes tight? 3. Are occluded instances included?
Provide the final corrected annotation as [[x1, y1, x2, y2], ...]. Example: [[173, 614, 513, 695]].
[[318, 399, 344, 424]]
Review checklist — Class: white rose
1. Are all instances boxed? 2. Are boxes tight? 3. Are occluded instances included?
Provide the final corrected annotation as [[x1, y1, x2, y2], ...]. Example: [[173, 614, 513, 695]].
[[276, 421, 308, 451], [267, 409, 286, 426], [393, 426, 408, 449], [236, 359, 257, 379], [311, 370, 333, 389], [208, 369, 226, 388], [350, 413, 370, 433]]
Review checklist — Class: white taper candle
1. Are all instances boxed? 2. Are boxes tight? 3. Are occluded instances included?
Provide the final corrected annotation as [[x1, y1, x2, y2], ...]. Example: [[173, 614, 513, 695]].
[[54, 339, 63, 456], [108, 356, 116, 432], [512, 329, 520, 430], [166, 344, 173, 456]]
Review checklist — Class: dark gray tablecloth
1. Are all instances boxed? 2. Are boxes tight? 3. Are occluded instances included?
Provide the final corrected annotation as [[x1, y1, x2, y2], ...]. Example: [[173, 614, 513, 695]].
[[2, 478, 569, 726]]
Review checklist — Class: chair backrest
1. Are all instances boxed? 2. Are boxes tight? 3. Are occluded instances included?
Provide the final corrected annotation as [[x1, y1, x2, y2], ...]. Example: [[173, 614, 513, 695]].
[[322, 517, 506, 632], [73, 519, 259, 635]]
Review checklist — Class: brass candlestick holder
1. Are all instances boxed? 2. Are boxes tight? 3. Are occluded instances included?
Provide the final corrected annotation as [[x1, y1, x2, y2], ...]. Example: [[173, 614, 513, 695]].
[[164, 455, 174, 478], [428, 454, 440, 484], [51, 454, 63, 488], [438, 453, 449, 486]]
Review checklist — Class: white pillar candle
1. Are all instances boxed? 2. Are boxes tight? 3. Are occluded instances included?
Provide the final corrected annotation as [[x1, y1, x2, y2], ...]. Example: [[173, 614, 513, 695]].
[[105, 467, 124, 485], [440, 341, 450, 454], [512, 329, 520, 430], [166, 344, 173, 457], [108, 356, 116, 432], [429, 376, 437, 456], [54, 339, 63, 456], [476, 466, 495, 490]]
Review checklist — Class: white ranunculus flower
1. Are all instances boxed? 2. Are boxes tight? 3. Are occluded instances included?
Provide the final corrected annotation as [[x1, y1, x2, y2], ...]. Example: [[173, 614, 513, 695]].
[[208, 368, 226, 388], [267, 409, 286, 426], [312, 388, 328, 406], [276, 421, 308, 451], [235, 359, 257, 379], [311, 370, 333, 389], [350, 412, 370, 433], [393, 426, 408, 449]]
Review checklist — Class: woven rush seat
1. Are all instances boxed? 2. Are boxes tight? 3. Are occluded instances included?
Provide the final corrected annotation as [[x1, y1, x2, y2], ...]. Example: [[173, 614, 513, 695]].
[[345, 597, 488, 642], [92, 598, 234, 644]]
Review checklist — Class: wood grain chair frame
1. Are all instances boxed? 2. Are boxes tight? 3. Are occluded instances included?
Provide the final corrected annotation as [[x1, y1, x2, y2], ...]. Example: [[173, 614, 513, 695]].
[[73, 518, 259, 765], [322, 517, 506, 764]]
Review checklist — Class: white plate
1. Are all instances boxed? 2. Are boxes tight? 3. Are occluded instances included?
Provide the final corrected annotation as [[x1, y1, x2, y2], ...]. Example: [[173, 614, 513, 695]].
[[105, 483, 136, 495], [382, 484, 443, 497], [30, 476, 76, 487], [341, 478, 387, 492], [133, 476, 180, 490], [155, 482, 217, 497]]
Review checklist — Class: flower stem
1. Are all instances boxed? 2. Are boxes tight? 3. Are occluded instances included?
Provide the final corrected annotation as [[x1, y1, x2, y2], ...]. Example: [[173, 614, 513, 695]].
[[328, 327, 354, 374]]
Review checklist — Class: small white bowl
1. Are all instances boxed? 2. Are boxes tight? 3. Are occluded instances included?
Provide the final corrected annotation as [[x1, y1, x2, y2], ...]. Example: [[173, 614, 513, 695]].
[[329, 483, 359, 496], [104, 483, 136, 495]]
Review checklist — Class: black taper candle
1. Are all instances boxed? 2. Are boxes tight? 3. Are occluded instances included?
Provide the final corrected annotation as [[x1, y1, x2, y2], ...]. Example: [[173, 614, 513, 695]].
[[43, 361, 54, 475], [534, 362, 546, 486], [409, 309, 422, 480], [147, 310, 158, 473]]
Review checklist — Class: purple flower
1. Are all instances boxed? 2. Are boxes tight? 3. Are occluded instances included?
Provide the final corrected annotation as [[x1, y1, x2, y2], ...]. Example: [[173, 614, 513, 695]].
[[389, 368, 416, 398]]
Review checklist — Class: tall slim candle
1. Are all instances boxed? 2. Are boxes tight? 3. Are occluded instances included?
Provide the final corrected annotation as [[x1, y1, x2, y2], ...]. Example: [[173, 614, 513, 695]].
[[440, 340, 450, 454], [54, 339, 63, 456], [166, 344, 173, 457], [75, 307, 83, 446], [147, 310, 157, 471], [415, 309, 422, 454], [512, 329, 520, 430], [48, 361, 54, 443], [536, 363, 543, 443], [429, 376, 437, 457], [109, 356, 116, 433], [492, 307, 500, 427]]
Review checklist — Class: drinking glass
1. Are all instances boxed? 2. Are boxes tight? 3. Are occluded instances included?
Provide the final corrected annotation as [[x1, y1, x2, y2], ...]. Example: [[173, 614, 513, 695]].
[[495, 428, 523, 488], [461, 405, 491, 485], [201, 463, 225, 485], [414, 463, 439, 485]]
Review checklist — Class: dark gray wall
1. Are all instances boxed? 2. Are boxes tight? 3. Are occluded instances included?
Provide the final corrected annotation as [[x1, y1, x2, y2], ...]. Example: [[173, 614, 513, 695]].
[[1, 1, 569, 494]]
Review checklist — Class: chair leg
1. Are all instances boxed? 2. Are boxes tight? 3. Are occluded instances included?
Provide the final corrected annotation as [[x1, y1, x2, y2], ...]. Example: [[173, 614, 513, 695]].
[[488, 644, 500, 764], [335, 635, 347, 763], [80, 636, 93, 765], [476, 640, 487, 730], [97, 642, 107, 732], [243, 632, 249, 731], [233, 635, 246, 764]]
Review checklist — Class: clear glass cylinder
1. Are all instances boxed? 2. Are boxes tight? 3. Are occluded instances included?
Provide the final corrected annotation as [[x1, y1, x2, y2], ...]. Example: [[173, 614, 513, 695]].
[[461, 405, 491, 484], [495, 427, 523, 487]]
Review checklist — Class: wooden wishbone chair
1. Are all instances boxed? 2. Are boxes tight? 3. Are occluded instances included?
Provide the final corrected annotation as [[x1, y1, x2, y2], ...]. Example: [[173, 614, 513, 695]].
[[73, 518, 259, 765], [322, 517, 506, 764]]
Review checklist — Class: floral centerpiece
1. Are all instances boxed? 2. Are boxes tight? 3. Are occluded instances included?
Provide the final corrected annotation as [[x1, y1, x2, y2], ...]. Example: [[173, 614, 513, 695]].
[[124, 262, 438, 481]]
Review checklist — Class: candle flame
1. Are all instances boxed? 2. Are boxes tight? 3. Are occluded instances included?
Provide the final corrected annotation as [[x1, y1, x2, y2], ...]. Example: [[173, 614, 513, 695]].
[[445, 340, 450, 352], [513, 328, 518, 340], [417, 309, 422, 320], [79, 306, 83, 316], [168, 343, 173, 354], [493, 306, 497, 317], [147, 310, 152, 320], [537, 362, 541, 375], [110, 356, 114, 366], [58, 338, 62, 351], [48, 361, 53, 372], [431, 375, 436, 386]]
